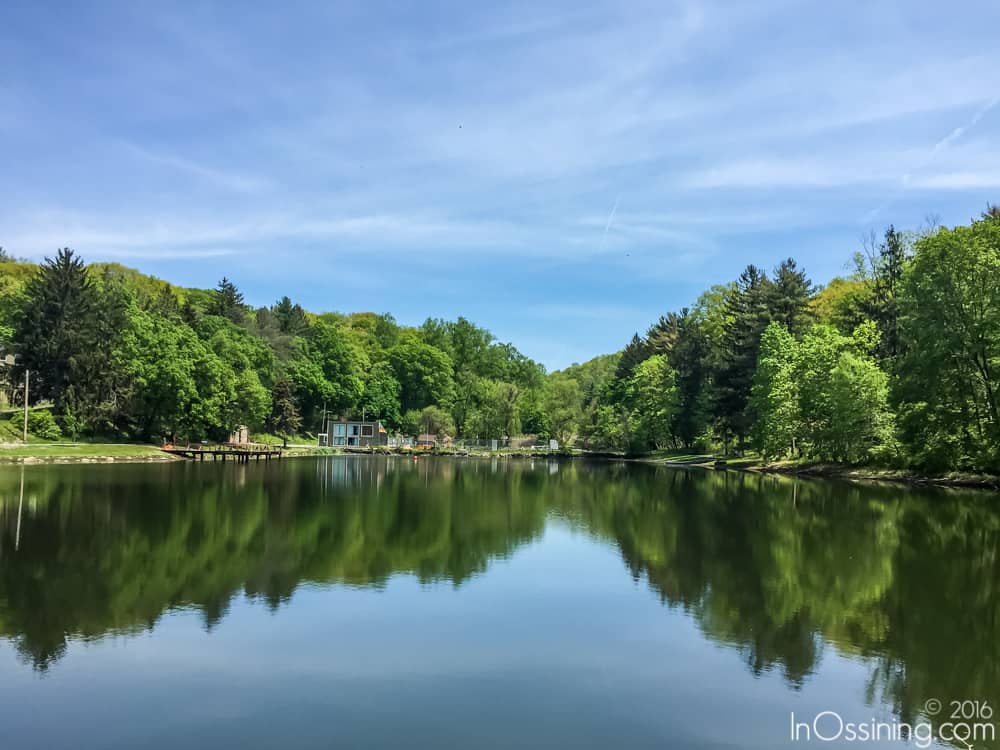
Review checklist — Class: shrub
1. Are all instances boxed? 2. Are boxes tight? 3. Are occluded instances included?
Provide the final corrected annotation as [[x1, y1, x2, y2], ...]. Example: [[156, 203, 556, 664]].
[[27, 410, 62, 441]]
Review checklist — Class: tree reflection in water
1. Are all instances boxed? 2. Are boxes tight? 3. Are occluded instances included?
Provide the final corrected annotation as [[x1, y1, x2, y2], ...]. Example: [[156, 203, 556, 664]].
[[0, 457, 997, 742]]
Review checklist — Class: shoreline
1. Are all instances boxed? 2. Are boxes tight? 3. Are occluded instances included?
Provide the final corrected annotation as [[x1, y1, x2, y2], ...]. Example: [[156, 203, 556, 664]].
[[752, 461, 1000, 491], [0, 443, 340, 465], [2, 443, 997, 491], [642, 456, 1000, 491], [323, 447, 1000, 490]]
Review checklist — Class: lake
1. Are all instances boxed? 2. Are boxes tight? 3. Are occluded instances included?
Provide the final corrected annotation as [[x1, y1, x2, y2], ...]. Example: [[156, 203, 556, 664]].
[[0, 456, 997, 749]]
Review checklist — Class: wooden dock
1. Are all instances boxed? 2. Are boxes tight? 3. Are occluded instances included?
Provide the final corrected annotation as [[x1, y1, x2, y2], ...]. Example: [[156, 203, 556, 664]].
[[160, 442, 283, 463]]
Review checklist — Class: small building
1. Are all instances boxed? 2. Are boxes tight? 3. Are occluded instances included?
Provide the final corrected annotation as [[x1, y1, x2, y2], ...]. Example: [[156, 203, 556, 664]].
[[416, 433, 452, 448], [321, 416, 388, 447]]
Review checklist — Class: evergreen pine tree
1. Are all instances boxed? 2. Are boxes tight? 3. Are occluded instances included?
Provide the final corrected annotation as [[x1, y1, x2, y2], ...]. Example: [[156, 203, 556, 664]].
[[13, 248, 101, 411], [268, 377, 302, 448], [713, 265, 772, 451], [210, 277, 246, 323], [645, 312, 683, 356], [668, 309, 710, 449], [272, 296, 308, 335], [768, 258, 813, 334], [615, 333, 649, 381], [180, 300, 200, 327], [867, 226, 907, 363]]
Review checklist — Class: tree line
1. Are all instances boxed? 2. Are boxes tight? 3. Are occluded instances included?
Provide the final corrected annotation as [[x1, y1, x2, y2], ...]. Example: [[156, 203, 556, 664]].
[[552, 206, 1000, 473], [0, 249, 550, 444], [1, 204, 998, 471]]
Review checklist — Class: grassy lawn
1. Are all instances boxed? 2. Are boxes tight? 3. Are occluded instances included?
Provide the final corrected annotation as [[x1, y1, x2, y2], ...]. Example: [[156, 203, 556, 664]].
[[0, 443, 166, 460], [643, 450, 717, 463], [250, 433, 287, 446], [0, 439, 338, 462], [283, 446, 339, 457], [716, 455, 762, 469]]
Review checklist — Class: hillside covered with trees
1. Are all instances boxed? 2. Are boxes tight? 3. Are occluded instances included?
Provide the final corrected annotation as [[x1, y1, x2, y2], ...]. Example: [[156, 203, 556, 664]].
[[1, 204, 998, 473], [0, 248, 548, 445], [556, 206, 1000, 474]]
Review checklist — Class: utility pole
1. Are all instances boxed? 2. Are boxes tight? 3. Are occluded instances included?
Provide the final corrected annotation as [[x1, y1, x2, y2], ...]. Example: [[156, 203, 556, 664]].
[[22, 369, 29, 443]]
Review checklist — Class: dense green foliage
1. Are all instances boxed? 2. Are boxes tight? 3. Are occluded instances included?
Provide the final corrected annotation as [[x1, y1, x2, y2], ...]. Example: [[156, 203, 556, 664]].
[[2, 206, 998, 470], [551, 209, 1000, 472], [894, 218, 1000, 471], [750, 322, 895, 462], [0, 251, 545, 443]]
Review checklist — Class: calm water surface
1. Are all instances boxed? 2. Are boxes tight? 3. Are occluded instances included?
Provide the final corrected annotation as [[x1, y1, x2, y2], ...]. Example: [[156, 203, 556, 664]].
[[0, 457, 997, 749]]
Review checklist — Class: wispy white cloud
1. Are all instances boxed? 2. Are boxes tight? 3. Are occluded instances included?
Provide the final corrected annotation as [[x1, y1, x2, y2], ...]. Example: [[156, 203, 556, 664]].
[[600, 196, 619, 249], [2, 210, 533, 261], [929, 96, 1000, 156], [904, 171, 1000, 190], [899, 97, 1000, 187], [583, 207, 822, 232], [120, 142, 272, 194], [680, 158, 885, 190], [864, 99, 1000, 220]]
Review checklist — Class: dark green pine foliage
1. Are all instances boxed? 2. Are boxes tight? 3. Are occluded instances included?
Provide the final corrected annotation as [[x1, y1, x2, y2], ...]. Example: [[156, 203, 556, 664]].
[[768, 258, 813, 334], [866, 226, 908, 364], [272, 296, 308, 335], [668, 309, 710, 449], [645, 308, 711, 450], [713, 265, 773, 451], [267, 377, 302, 447], [210, 277, 246, 323], [180, 300, 200, 327], [614, 333, 649, 381], [149, 286, 182, 319], [608, 332, 650, 405], [13, 248, 101, 411], [645, 312, 683, 356]]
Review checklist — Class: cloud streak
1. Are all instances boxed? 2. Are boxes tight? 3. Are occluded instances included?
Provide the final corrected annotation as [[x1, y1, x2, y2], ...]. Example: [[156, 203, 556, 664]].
[[601, 195, 619, 249], [121, 142, 272, 194]]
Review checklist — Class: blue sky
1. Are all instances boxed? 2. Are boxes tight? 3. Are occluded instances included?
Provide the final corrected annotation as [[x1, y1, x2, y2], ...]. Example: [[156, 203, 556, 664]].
[[2, 1, 999, 370]]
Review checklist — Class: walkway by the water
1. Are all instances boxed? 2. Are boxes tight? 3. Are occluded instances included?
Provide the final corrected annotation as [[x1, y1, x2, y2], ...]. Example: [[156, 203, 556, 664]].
[[160, 443, 282, 463]]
